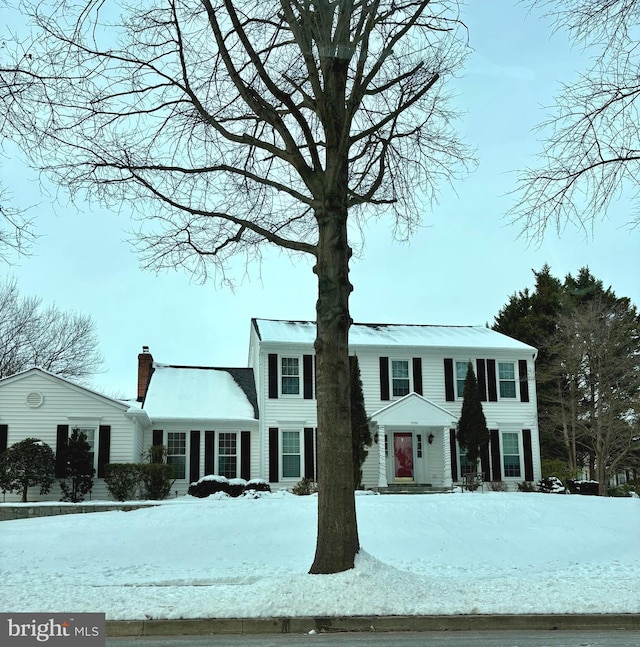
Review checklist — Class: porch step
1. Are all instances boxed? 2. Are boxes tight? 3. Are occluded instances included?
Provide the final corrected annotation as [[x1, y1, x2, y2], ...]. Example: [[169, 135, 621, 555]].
[[376, 484, 454, 495]]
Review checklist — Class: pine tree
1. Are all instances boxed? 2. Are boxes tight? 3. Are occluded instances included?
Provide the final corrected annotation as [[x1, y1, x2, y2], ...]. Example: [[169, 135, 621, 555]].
[[350, 355, 372, 490], [456, 362, 490, 472], [59, 428, 94, 502]]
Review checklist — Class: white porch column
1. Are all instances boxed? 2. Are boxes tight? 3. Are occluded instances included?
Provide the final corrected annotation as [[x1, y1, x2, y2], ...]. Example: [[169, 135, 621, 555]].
[[377, 425, 388, 488], [443, 426, 453, 486]]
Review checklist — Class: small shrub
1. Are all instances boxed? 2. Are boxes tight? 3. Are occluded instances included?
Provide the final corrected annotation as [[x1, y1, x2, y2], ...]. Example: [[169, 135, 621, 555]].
[[537, 476, 566, 494], [139, 463, 174, 500], [608, 482, 639, 498], [105, 464, 141, 501], [245, 479, 271, 494], [291, 477, 317, 495], [566, 479, 599, 496], [517, 481, 537, 492], [488, 480, 508, 492], [228, 478, 248, 498], [188, 475, 231, 498]]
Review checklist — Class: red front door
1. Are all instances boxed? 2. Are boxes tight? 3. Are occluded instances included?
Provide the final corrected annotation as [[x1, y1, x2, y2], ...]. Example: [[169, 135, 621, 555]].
[[393, 433, 414, 480]]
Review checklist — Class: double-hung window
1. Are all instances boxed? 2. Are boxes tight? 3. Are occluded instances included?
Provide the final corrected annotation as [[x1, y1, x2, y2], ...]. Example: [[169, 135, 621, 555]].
[[281, 357, 300, 395], [502, 432, 521, 477], [218, 432, 237, 479], [74, 427, 96, 468], [282, 431, 301, 479], [391, 360, 410, 397], [167, 432, 186, 479], [498, 362, 517, 398], [455, 361, 468, 398]]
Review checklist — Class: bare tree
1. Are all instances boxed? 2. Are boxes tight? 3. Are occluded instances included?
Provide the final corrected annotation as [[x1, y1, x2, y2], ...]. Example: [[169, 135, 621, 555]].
[[0, 278, 103, 381], [9, 0, 472, 573], [555, 298, 640, 495], [511, 0, 640, 239]]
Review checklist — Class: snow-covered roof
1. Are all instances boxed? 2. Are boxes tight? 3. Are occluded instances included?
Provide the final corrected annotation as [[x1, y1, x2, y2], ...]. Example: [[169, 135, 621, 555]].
[[252, 319, 537, 353], [142, 364, 258, 421]]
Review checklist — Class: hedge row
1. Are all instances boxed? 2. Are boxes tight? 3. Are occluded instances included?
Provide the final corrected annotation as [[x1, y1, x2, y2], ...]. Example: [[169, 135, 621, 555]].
[[104, 463, 174, 501], [188, 475, 270, 498]]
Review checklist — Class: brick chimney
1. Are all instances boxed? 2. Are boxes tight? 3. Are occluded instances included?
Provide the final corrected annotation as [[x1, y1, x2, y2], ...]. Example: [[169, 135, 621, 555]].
[[137, 345, 153, 402]]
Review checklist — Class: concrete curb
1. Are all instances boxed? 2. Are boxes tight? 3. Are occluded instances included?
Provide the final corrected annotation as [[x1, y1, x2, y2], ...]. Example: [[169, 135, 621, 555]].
[[106, 614, 640, 637]]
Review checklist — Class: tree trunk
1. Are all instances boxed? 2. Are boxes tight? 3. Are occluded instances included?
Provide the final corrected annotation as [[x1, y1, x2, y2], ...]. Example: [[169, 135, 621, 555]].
[[309, 201, 359, 574]]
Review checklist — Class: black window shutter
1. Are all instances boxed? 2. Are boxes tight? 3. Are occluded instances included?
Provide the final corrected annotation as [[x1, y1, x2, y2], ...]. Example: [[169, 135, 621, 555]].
[[303, 355, 314, 399], [449, 428, 458, 482], [487, 360, 498, 402], [268, 427, 279, 482], [519, 360, 530, 402], [0, 424, 7, 454], [189, 430, 200, 483], [97, 425, 111, 478], [55, 424, 69, 478], [152, 429, 163, 446], [490, 430, 501, 481], [304, 427, 315, 480], [204, 431, 215, 475], [476, 359, 487, 402], [412, 358, 423, 395], [268, 353, 278, 399], [241, 431, 251, 480], [444, 358, 455, 402], [481, 442, 491, 482], [522, 429, 534, 481], [379, 357, 390, 400]]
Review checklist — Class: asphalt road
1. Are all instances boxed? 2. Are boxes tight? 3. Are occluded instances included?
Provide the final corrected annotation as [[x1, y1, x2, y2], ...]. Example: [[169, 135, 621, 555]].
[[107, 630, 640, 647]]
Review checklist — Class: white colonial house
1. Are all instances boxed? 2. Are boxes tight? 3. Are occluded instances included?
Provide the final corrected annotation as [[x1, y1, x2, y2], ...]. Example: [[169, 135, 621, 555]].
[[0, 318, 541, 501]]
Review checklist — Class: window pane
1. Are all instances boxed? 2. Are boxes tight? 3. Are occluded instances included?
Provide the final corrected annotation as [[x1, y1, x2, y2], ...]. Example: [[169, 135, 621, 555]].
[[502, 433, 519, 454], [500, 381, 517, 398], [168, 455, 186, 479], [168, 432, 186, 455], [392, 361, 409, 379], [498, 363, 515, 380], [503, 455, 521, 477], [282, 455, 300, 478], [218, 455, 237, 479], [218, 433, 236, 455], [282, 431, 300, 454]]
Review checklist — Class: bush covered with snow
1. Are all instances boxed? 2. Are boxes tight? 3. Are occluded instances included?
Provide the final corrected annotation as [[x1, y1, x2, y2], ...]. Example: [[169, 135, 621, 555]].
[[537, 476, 566, 494], [188, 475, 271, 498], [567, 479, 599, 496]]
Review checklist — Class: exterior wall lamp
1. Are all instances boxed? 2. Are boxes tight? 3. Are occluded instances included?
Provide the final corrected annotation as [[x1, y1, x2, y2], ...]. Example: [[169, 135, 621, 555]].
[[428, 433, 435, 445]]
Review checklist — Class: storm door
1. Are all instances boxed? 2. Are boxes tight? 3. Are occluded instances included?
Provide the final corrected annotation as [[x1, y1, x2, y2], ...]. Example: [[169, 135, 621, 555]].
[[393, 432, 414, 480]]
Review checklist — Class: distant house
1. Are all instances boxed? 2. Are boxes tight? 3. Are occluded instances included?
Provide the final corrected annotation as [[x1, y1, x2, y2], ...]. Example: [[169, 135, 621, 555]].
[[0, 318, 541, 501]]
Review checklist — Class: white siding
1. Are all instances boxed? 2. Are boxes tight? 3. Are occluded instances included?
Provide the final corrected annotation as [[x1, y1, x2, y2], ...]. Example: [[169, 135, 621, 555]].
[[0, 370, 137, 502]]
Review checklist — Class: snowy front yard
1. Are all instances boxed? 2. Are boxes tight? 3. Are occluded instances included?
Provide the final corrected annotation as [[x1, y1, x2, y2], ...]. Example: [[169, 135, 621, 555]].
[[0, 491, 638, 620]]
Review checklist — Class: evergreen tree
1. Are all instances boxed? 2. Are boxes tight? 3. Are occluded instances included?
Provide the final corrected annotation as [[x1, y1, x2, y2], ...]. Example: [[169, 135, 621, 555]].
[[59, 428, 94, 502], [0, 438, 55, 502], [350, 355, 372, 490], [456, 362, 490, 472]]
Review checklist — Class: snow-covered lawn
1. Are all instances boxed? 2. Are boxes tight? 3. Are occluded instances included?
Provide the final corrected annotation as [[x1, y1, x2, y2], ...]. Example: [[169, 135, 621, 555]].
[[0, 491, 638, 620]]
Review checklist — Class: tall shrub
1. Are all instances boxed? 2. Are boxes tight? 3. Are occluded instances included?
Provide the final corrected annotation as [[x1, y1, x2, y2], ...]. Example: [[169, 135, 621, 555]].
[[59, 427, 94, 502], [0, 438, 56, 502], [457, 362, 490, 472]]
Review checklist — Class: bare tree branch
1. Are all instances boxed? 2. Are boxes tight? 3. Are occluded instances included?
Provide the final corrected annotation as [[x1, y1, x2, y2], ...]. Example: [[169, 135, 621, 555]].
[[511, 0, 640, 240]]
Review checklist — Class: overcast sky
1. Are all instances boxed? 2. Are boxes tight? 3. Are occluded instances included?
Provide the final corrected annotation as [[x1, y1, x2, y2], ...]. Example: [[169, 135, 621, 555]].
[[2, 1, 639, 398]]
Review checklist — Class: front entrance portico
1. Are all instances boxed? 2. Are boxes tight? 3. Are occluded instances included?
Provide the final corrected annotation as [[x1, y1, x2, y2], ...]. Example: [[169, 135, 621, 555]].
[[371, 393, 457, 489]]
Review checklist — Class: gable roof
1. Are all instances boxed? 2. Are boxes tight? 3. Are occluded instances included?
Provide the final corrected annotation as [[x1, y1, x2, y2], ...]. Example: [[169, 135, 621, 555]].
[[371, 392, 458, 427], [0, 367, 131, 411], [142, 364, 258, 421], [252, 319, 537, 353]]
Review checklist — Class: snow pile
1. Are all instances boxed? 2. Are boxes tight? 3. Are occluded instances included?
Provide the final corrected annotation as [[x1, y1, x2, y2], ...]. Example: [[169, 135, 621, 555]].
[[0, 491, 637, 620]]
